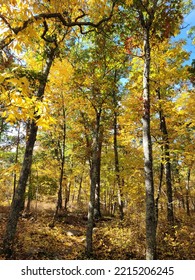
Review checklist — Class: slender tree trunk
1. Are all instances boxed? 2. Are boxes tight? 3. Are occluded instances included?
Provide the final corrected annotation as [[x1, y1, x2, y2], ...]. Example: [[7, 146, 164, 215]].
[[86, 137, 98, 256], [13, 124, 20, 200], [113, 92, 124, 220], [86, 109, 102, 256], [77, 176, 83, 204], [142, 29, 156, 260], [157, 89, 174, 224], [64, 182, 71, 211], [26, 171, 33, 212], [0, 117, 4, 138], [155, 162, 164, 230], [94, 127, 103, 220], [186, 168, 191, 216], [3, 46, 56, 257], [55, 105, 66, 216]]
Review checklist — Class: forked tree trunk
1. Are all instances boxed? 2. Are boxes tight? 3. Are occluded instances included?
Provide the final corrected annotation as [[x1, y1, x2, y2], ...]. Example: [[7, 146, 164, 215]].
[[3, 46, 56, 257]]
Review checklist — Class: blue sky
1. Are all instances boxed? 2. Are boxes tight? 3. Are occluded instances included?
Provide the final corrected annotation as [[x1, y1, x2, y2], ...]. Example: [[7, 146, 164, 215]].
[[176, 1, 195, 64]]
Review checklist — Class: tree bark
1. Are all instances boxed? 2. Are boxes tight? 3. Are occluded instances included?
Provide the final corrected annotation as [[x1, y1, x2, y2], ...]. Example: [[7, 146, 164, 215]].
[[142, 28, 156, 260], [86, 110, 102, 256], [3, 119, 38, 257], [157, 89, 174, 224], [3, 46, 56, 257], [186, 168, 191, 216], [113, 86, 124, 220], [13, 124, 20, 200], [53, 104, 66, 222], [94, 126, 103, 220], [155, 162, 164, 230], [86, 138, 98, 256], [26, 171, 33, 212]]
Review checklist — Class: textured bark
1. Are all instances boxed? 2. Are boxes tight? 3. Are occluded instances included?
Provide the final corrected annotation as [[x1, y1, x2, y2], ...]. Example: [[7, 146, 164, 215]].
[[3, 47, 56, 257], [13, 125, 20, 200], [155, 162, 164, 230], [86, 139, 98, 256], [3, 120, 38, 257], [113, 88, 124, 220], [186, 169, 191, 216], [142, 28, 156, 260], [157, 89, 174, 224], [64, 182, 71, 211], [86, 110, 102, 255], [94, 126, 103, 220], [26, 171, 33, 212]]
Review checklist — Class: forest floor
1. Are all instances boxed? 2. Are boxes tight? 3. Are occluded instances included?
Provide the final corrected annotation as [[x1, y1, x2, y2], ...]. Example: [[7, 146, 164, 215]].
[[0, 202, 195, 260]]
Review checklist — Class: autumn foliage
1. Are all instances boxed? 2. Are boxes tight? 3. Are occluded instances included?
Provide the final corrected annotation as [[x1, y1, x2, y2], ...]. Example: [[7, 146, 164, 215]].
[[0, 0, 195, 260]]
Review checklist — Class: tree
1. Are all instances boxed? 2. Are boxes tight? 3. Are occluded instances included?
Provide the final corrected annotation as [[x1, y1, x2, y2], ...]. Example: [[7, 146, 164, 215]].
[[124, 0, 187, 259], [3, 43, 57, 257]]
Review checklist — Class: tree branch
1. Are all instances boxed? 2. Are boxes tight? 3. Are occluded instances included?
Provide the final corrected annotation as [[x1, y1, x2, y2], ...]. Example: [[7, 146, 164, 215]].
[[0, 1, 117, 49]]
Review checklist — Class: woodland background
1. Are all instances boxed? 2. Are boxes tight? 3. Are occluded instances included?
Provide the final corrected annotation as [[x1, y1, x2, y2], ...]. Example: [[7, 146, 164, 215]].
[[0, 0, 195, 260]]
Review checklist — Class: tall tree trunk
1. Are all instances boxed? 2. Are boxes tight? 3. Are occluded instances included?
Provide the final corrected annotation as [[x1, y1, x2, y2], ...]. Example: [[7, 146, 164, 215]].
[[13, 124, 20, 200], [3, 119, 38, 257], [64, 182, 71, 211], [113, 88, 124, 220], [86, 138, 98, 256], [77, 176, 83, 204], [186, 168, 191, 216], [157, 89, 174, 224], [94, 127, 103, 220], [86, 110, 101, 256], [55, 104, 66, 217], [142, 29, 156, 260], [3, 46, 56, 257], [155, 162, 164, 230]]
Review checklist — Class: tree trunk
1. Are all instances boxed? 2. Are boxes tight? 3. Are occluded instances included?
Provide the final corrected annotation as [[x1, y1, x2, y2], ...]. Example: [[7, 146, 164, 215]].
[[186, 168, 191, 216], [155, 162, 164, 230], [64, 182, 71, 211], [3, 46, 56, 257], [86, 110, 102, 256], [113, 90, 124, 220], [86, 138, 98, 256], [26, 171, 33, 212], [54, 105, 66, 217], [77, 176, 83, 204], [13, 124, 20, 200], [94, 127, 103, 220], [3, 119, 38, 257], [142, 29, 156, 260], [157, 89, 174, 224]]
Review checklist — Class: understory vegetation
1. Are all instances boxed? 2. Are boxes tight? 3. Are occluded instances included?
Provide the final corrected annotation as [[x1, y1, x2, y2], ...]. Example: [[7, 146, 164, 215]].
[[0, 202, 194, 260]]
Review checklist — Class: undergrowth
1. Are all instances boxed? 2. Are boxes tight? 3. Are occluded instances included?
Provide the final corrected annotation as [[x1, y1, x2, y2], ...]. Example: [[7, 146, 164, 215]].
[[0, 204, 194, 260]]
